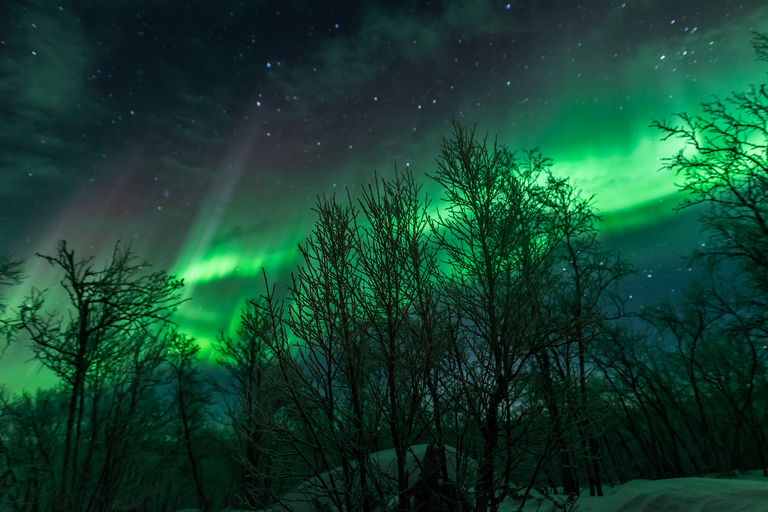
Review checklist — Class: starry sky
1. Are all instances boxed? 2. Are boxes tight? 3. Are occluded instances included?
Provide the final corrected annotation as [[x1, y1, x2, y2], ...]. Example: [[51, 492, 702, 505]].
[[2, 0, 767, 393]]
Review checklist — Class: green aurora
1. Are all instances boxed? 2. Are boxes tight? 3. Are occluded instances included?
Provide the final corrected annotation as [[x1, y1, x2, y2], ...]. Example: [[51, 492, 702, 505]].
[[2, 0, 767, 393]]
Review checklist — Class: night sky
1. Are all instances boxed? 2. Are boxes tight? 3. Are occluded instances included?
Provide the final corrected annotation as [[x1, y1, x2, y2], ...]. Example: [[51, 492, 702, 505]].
[[2, 0, 767, 393]]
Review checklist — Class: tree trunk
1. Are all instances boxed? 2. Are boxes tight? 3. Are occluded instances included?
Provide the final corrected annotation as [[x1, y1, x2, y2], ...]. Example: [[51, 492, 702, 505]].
[[178, 377, 209, 511], [476, 384, 502, 512], [58, 360, 86, 511]]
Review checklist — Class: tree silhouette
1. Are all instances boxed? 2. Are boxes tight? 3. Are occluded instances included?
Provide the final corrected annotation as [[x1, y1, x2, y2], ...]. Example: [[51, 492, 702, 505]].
[[0, 255, 23, 302], [168, 332, 212, 511], [429, 120, 568, 512], [353, 169, 443, 511], [536, 175, 632, 497], [753, 31, 768, 62], [0, 255, 23, 340], [652, 33, 768, 289], [0, 387, 64, 511], [12, 241, 185, 511], [618, 29, 768, 479], [251, 193, 384, 512], [213, 299, 278, 507]]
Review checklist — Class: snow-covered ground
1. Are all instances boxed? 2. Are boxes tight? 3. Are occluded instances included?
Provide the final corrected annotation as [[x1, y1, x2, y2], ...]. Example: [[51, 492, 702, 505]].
[[506, 471, 768, 512], [179, 469, 768, 512], [269, 445, 472, 512]]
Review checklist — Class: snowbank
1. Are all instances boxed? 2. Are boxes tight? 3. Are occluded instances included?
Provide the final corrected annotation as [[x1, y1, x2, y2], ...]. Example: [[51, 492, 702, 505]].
[[504, 472, 768, 512], [179, 469, 768, 512], [270, 444, 474, 512]]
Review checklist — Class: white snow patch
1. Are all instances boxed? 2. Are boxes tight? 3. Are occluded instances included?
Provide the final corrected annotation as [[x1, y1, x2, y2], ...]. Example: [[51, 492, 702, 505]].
[[500, 471, 768, 512], [270, 444, 474, 512], [178, 470, 768, 512]]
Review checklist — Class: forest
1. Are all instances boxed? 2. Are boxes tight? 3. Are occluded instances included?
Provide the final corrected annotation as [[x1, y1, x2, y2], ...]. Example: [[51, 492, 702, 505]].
[[0, 32, 767, 512]]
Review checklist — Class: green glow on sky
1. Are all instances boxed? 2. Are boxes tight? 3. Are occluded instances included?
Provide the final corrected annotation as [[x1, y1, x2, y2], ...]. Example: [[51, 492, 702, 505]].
[[2, 0, 767, 394], [550, 136, 685, 215], [181, 253, 264, 284]]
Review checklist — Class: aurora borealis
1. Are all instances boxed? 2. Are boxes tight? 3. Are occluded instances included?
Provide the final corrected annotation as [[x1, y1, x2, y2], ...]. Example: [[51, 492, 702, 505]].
[[2, 0, 767, 393]]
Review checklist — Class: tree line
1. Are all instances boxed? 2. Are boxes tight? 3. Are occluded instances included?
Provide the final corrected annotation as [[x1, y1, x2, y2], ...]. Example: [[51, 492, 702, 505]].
[[0, 32, 766, 512]]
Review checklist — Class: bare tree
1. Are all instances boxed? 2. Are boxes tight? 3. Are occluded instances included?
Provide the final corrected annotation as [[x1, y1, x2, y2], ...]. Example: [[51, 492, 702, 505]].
[[593, 325, 692, 479], [652, 33, 768, 289], [243, 194, 385, 512], [536, 175, 632, 497], [429, 120, 565, 512], [645, 30, 768, 477], [0, 254, 23, 343], [753, 31, 768, 62], [168, 332, 212, 511], [353, 168, 445, 511], [0, 387, 64, 511], [0, 255, 23, 307], [12, 240, 185, 511], [213, 299, 278, 507], [88, 328, 174, 511]]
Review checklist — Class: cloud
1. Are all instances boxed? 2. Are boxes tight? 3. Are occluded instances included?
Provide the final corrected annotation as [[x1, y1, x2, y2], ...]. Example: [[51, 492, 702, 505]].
[[275, 1, 538, 113]]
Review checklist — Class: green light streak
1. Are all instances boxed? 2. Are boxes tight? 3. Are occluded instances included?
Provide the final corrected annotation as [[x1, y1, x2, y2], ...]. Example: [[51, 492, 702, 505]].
[[181, 253, 260, 284], [3, 1, 767, 396], [174, 246, 297, 287], [551, 136, 685, 216]]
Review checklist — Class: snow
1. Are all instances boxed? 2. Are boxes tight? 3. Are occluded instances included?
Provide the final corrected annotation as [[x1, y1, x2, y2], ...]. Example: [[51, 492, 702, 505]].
[[270, 444, 473, 512], [502, 472, 768, 512], [177, 469, 768, 512]]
